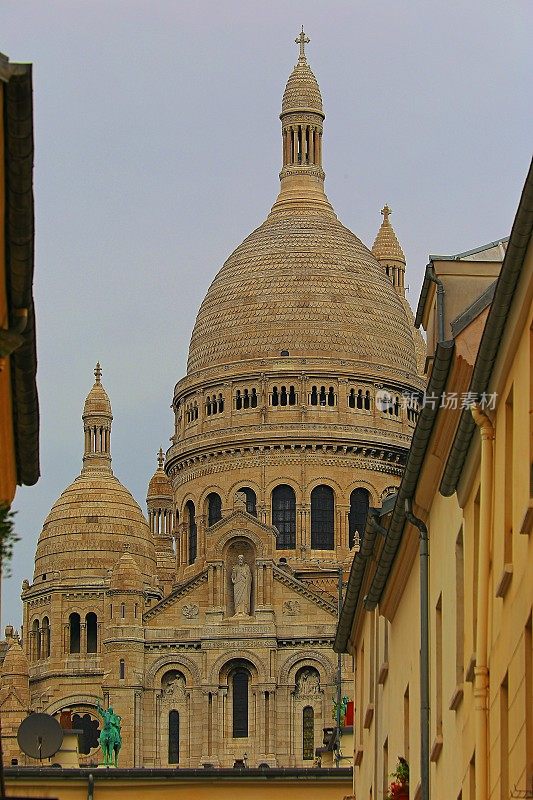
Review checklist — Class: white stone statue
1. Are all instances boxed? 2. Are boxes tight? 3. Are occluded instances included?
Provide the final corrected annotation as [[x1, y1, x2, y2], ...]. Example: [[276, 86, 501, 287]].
[[296, 668, 320, 697], [231, 554, 252, 616]]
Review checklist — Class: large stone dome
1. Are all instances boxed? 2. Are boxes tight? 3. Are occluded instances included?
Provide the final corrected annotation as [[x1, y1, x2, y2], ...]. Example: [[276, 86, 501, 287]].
[[187, 35, 418, 381], [187, 210, 418, 377], [34, 472, 157, 584]]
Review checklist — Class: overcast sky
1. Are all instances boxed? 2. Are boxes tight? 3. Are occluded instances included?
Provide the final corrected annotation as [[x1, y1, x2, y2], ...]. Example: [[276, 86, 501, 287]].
[[2, 1, 532, 629]]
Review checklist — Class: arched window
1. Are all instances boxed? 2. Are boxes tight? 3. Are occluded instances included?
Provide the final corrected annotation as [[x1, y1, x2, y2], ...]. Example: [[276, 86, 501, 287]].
[[86, 612, 98, 654], [240, 487, 257, 517], [243, 389, 250, 409], [288, 385, 296, 405], [168, 710, 180, 764], [348, 388, 356, 408], [349, 488, 370, 549], [303, 706, 314, 760], [69, 613, 80, 654], [235, 390, 242, 410], [364, 390, 371, 411], [357, 389, 363, 409], [186, 500, 197, 564], [32, 619, 41, 661], [41, 617, 50, 658], [218, 394, 224, 413], [206, 397, 212, 416], [310, 386, 318, 405], [119, 659, 125, 679], [319, 386, 327, 406], [272, 485, 296, 549], [271, 386, 279, 406], [207, 493, 222, 527], [280, 386, 288, 406], [327, 386, 335, 406], [251, 388, 258, 408], [311, 485, 335, 549], [232, 668, 249, 738]]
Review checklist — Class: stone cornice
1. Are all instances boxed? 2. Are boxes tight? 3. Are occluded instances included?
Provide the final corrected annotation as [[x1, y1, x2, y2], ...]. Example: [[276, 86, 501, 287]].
[[174, 359, 425, 398], [167, 438, 407, 480]]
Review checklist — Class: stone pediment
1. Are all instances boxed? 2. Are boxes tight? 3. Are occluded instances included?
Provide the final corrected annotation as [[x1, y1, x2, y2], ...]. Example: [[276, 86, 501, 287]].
[[272, 564, 338, 617], [206, 509, 277, 560], [143, 569, 208, 623], [0, 685, 26, 710]]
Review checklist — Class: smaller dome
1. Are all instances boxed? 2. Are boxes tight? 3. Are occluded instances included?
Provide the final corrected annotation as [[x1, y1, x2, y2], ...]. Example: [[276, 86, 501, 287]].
[[372, 205, 405, 263], [2, 640, 28, 680], [83, 362, 112, 418], [110, 552, 143, 591], [281, 31, 323, 116], [147, 448, 172, 500]]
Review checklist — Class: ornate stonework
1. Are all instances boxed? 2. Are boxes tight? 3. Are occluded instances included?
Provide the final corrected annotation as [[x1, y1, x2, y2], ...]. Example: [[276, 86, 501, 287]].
[[5, 30, 426, 771]]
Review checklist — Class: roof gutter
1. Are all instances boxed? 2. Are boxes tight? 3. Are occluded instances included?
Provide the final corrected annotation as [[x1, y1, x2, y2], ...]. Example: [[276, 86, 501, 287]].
[[333, 507, 384, 653], [334, 339, 454, 652], [440, 156, 533, 497], [363, 339, 454, 610]]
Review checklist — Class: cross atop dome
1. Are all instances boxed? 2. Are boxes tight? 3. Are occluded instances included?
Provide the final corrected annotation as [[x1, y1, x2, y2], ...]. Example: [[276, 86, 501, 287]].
[[157, 447, 164, 469], [381, 204, 392, 223], [295, 26, 310, 60], [94, 361, 102, 384]]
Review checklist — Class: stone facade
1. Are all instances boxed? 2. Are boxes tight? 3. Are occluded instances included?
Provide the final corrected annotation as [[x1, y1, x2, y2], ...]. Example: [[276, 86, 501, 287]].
[[4, 32, 425, 769]]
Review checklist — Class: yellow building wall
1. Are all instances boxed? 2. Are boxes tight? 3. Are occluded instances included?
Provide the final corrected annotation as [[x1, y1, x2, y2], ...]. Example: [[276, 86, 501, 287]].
[[347, 232, 532, 799], [6, 773, 352, 800]]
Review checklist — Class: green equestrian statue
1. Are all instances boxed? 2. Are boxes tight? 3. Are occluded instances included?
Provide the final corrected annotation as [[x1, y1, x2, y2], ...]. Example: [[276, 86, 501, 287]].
[[96, 702, 122, 767]]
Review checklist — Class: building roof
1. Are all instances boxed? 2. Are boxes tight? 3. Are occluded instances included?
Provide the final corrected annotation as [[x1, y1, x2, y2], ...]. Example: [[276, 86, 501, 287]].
[[441, 159, 533, 496]]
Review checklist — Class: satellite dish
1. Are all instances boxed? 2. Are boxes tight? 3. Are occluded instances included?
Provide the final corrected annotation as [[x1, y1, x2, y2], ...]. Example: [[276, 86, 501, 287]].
[[17, 713, 64, 760]]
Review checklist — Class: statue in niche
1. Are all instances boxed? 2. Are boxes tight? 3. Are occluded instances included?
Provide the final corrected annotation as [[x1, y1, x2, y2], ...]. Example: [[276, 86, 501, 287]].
[[296, 668, 320, 697], [162, 672, 186, 698], [231, 554, 252, 616]]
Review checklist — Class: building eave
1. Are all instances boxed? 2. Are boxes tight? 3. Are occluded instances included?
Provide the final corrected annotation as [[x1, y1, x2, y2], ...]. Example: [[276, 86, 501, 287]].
[[4, 61, 39, 487], [440, 157, 533, 497]]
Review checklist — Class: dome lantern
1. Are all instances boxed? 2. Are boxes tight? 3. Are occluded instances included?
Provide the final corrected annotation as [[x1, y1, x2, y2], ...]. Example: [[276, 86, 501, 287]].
[[279, 27, 326, 197], [82, 362, 113, 475], [146, 447, 174, 537]]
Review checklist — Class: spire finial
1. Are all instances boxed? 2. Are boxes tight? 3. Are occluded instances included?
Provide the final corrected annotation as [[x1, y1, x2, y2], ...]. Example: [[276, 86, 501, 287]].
[[157, 447, 164, 469], [295, 26, 310, 60], [381, 204, 392, 223], [94, 362, 102, 384]]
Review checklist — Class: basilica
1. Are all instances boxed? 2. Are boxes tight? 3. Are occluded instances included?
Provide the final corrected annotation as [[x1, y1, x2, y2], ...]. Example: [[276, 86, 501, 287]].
[[1, 31, 425, 768]]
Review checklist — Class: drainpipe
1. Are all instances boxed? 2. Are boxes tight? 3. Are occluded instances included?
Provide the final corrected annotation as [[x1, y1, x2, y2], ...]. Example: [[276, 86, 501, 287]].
[[335, 566, 343, 767], [427, 266, 445, 343], [87, 772, 94, 800], [470, 403, 494, 800], [404, 499, 430, 800]]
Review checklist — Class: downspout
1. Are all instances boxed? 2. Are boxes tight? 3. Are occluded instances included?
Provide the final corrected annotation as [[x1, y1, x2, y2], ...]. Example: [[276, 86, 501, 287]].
[[427, 266, 446, 343], [470, 403, 494, 800], [404, 500, 430, 800]]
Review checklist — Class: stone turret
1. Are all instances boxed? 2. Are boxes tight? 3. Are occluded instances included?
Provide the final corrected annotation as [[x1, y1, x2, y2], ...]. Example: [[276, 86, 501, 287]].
[[372, 205, 406, 296], [146, 448, 175, 594], [0, 634, 30, 764]]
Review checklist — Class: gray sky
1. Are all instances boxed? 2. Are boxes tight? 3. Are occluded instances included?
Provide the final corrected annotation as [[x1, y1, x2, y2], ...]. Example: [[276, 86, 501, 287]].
[[2, 0, 532, 629]]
